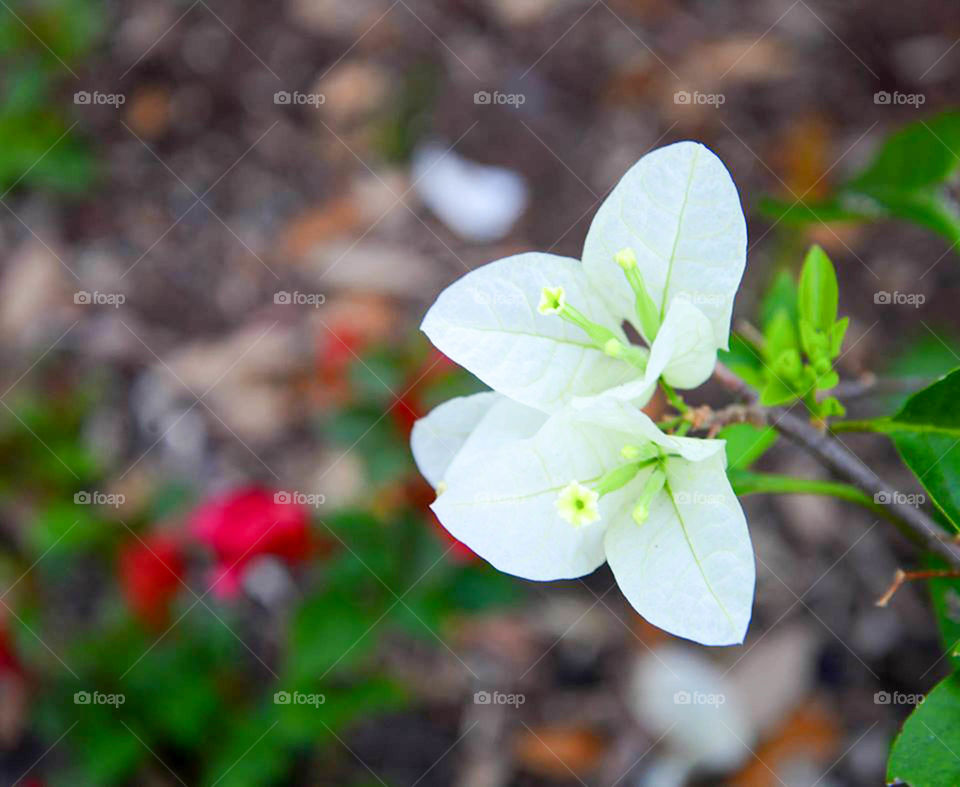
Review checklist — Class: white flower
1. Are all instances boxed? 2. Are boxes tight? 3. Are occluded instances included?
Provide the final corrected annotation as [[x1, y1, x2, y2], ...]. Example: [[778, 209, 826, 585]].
[[420, 141, 747, 413], [412, 394, 755, 646]]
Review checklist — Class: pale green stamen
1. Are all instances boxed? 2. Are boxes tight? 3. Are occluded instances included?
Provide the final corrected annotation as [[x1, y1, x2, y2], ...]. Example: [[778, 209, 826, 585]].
[[632, 468, 666, 525], [621, 443, 657, 461], [615, 247, 661, 342], [555, 481, 600, 527], [603, 338, 649, 370], [539, 286, 646, 370]]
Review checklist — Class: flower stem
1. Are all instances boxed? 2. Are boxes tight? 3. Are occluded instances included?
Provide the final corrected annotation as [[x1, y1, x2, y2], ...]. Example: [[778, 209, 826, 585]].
[[728, 469, 882, 513], [829, 417, 897, 434], [660, 381, 688, 413]]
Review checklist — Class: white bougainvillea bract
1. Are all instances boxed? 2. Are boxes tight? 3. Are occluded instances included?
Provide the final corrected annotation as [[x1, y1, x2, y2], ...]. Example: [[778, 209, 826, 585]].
[[412, 141, 755, 646]]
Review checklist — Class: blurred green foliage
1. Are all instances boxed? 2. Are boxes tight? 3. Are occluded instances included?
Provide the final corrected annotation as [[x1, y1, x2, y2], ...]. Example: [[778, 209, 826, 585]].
[[0, 341, 515, 785], [761, 111, 960, 249], [0, 0, 101, 192]]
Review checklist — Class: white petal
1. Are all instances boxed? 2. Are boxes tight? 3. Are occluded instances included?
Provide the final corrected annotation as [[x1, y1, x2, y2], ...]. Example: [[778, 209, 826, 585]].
[[649, 299, 718, 389], [582, 141, 747, 350], [570, 300, 717, 410], [604, 450, 755, 646], [421, 252, 637, 412], [569, 397, 724, 463], [411, 392, 502, 487], [432, 407, 637, 581], [444, 395, 547, 478]]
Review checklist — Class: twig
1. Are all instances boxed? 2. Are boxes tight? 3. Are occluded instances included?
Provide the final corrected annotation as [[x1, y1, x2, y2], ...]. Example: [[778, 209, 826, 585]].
[[714, 364, 960, 569], [876, 568, 960, 607]]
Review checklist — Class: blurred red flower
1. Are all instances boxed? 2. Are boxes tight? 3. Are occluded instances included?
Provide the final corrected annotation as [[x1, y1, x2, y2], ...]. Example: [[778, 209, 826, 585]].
[[189, 487, 313, 598], [391, 349, 459, 439], [119, 533, 184, 627]]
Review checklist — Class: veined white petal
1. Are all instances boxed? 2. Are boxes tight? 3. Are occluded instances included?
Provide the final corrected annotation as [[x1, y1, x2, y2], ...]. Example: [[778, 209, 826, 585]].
[[650, 299, 717, 389], [444, 395, 547, 479], [604, 450, 755, 646], [411, 392, 502, 487], [582, 141, 747, 350], [571, 299, 718, 408], [569, 397, 725, 463], [421, 252, 637, 412], [432, 407, 641, 581]]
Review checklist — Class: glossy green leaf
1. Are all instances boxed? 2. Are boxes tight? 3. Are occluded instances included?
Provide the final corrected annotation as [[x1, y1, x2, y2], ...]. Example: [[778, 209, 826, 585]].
[[764, 310, 800, 363], [716, 423, 777, 471], [925, 556, 960, 670], [853, 112, 960, 192], [760, 112, 960, 249], [760, 269, 798, 330], [718, 333, 765, 389], [888, 673, 960, 787], [798, 245, 838, 333], [887, 369, 960, 530], [760, 376, 797, 407], [829, 317, 849, 357]]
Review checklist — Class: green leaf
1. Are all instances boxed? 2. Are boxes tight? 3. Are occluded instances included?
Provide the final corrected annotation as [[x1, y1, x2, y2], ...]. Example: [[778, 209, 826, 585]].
[[718, 333, 765, 389], [798, 245, 838, 332], [925, 556, 960, 670], [761, 113, 960, 249], [760, 270, 798, 330], [760, 376, 797, 407], [888, 673, 960, 787], [829, 317, 849, 357], [716, 424, 777, 471], [814, 369, 839, 391], [885, 369, 960, 529], [818, 396, 845, 418], [757, 195, 864, 227], [764, 309, 799, 361], [853, 111, 960, 192]]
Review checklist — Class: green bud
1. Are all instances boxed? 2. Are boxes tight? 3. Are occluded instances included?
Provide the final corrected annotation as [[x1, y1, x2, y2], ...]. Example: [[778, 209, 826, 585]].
[[632, 468, 666, 525]]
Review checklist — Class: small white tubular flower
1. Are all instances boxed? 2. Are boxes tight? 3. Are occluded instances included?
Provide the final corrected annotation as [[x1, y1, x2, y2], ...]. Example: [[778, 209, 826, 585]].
[[555, 481, 601, 526], [426, 397, 755, 646], [537, 285, 566, 315]]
